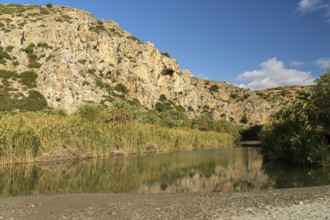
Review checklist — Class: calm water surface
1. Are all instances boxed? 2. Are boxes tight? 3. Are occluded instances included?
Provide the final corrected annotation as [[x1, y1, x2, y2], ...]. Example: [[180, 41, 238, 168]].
[[0, 147, 329, 197]]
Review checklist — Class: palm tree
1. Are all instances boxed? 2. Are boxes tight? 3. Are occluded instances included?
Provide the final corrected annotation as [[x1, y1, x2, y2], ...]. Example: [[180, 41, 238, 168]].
[[105, 101, 130, 123]]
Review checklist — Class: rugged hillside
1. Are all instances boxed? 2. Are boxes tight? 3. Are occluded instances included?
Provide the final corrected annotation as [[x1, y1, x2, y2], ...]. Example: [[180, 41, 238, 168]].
[[0, 4, 305, 125]]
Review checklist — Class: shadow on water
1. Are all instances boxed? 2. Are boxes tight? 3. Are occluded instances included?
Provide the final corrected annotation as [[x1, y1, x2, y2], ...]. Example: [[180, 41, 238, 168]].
[[0, 147, 329, 197], [264, 163, 330, 189]]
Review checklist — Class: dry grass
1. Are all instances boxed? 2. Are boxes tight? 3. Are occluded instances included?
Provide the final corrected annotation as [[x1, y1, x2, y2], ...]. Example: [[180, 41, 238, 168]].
[[0, 112, 235, 164]]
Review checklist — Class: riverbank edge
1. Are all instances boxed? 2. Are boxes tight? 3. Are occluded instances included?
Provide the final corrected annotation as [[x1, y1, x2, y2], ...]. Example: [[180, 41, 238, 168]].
[[0, 185, 329, 219], [0, 144, 239, 166]]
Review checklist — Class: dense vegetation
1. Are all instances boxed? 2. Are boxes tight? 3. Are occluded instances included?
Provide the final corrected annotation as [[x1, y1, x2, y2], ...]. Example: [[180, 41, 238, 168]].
[[0, 102, 240, 164], [261, 72, 330, 167]]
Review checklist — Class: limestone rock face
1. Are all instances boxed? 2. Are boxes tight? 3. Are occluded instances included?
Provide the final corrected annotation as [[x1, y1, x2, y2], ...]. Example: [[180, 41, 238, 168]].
[[0, 4, 303, 124]]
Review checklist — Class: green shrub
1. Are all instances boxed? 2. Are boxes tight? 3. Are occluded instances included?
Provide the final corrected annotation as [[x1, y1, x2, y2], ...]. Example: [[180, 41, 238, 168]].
[[18, 90, 48, 111], [155, 102, 165, 112], [28, 54, 38, 63], [12, 61, 20, 66], [39, 8, 50, 14], [0, 5, 17, 14], [0, 88, 13, 111], [0, 51, 11, 62], [24, 43, 35, 54], [27, 63, 42, 69], [28, 13, 41, 18], [175, 105, 186, 112], [75, 104, 105, 122], [54, 18, 63, 23], [89, 25, 106, 34], [1, 28, 11, 33], [37, 42, 52, 49], [209, 85, 219, 93], [191, 115, 241, 140], [50, 108, 67, 116], [78, 59, 86, 64], [243, 94, 251, 99], [159, 110, 188, 128], [95, 78, 105, 89], [230, 93, 240, 99], [114, 83, 128, 94], [19, 71, 38, 88], [240, 116, 248, 124], [0, 70, 42, 111], [161, 52, 170, 58], [159, 94, 167, 102], [45, 55, 53, 62], [202, 105, 211, 114], [18, 22, 27, 28], [82, 81, 90, 86], [256, 92, 266, 99], [5, 46, 14, 52], [0, 70, 18, 79], [88, 69, 96, 75], [128, 35, 142, 44], [62, 15, 72, 20]]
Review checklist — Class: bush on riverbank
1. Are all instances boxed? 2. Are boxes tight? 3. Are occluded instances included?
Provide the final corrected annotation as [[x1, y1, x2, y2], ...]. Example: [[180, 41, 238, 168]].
[[261, 73, 330, 167], [0, 112, 235, 164]]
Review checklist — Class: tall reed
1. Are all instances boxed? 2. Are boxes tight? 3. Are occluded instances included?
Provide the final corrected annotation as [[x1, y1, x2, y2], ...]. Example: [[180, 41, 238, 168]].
[[0, 112, 236, 164]]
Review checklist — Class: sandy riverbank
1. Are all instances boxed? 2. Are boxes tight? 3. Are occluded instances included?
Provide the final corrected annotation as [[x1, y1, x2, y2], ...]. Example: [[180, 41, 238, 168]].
[[0, 185, 329, 219]]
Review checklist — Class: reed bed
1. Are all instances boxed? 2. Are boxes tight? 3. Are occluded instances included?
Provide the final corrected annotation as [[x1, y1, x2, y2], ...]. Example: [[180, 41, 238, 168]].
[[0, 112, 236, 164]]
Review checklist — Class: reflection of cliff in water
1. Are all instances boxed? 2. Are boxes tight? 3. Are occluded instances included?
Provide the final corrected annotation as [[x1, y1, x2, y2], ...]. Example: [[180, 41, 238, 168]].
[[139, 148, 272, 193], [3, 147, 328, 197]]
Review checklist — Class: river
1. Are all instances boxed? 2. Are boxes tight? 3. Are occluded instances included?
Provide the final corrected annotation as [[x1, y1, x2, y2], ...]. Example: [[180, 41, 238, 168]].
[[0, 147, 329, 197]]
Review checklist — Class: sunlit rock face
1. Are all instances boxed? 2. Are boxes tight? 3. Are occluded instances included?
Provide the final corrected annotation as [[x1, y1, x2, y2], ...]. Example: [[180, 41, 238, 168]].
[[0, 4, 303, 123]]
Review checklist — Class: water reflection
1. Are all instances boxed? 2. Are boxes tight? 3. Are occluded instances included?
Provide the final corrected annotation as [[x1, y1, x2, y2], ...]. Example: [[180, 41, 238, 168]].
[[0, 147, 329, 197], [139, 147, 270, 193]]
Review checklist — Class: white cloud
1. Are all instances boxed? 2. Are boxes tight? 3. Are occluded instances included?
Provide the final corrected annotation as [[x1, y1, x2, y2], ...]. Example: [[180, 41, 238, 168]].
[[195, 73, 208, 80], [297, 0, 330, 22], [316, 57, 330, 69], [298, 0, 323, 13], [237, 84, 247, 88], [289, 60, 304, 67], [235, 58, 315, 90]]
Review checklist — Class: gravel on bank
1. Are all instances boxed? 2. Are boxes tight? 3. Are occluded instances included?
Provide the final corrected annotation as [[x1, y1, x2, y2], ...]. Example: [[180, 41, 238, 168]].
[[0, 185, 329, 220]]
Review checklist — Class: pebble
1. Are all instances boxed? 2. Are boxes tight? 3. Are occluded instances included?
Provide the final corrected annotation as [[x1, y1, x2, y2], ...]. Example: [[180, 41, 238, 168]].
[[26, 204, 36, 208], [0, 186, 329, 219]]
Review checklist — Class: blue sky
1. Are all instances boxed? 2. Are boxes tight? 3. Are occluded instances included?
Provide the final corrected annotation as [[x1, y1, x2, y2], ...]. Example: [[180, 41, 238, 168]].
[[2, 0, 330, 89]]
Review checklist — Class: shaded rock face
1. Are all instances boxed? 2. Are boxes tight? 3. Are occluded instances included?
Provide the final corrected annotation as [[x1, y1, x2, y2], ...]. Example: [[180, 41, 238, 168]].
[[0, 4, 304, 124]]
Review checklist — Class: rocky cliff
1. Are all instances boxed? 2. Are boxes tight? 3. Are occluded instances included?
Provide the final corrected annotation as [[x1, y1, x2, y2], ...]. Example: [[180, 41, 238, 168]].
[[0, 4, 305, 125]]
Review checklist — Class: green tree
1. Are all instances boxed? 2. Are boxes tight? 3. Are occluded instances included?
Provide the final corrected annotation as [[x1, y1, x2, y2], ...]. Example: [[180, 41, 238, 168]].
[[158, 110, 188, 128], [105, 101, 131, 123], [261, 72, 330, 167]]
